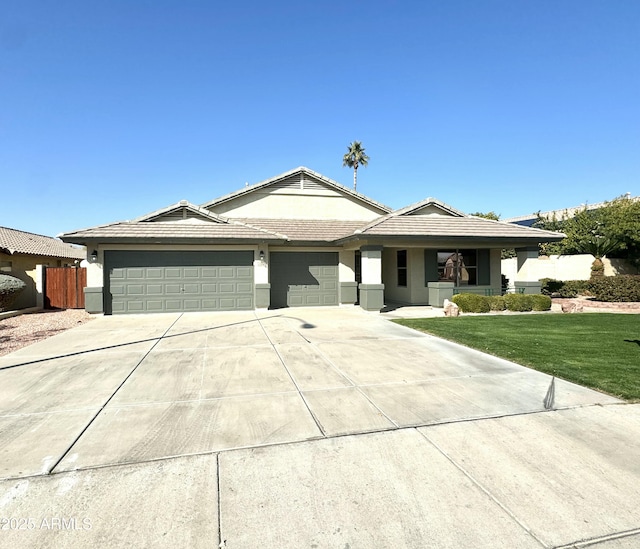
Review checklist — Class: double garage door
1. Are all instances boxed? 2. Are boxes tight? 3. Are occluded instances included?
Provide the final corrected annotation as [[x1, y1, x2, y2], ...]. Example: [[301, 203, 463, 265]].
[[105, 251, 254, 314]]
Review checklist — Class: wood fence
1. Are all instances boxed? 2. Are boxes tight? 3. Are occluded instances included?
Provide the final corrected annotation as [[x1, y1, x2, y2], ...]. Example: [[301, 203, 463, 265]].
[[44, 267, 87, 309]]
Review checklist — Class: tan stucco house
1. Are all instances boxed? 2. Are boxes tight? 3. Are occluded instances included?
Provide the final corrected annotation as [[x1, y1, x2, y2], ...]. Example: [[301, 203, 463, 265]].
[[60, 167, 564, 315], [0, 227, 86, 310]]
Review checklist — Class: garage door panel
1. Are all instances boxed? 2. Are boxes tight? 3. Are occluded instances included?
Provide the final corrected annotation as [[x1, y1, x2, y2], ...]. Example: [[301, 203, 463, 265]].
[[105, 251, 254, 314], [183, 268, 200, 278], [127, 301, 144, 312], [183, 283, 200, 295], [236, 297, 253, 308], [146, 268, 163, 279]]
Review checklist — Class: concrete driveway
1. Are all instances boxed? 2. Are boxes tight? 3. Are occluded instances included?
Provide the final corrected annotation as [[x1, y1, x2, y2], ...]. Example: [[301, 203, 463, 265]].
[[0, 307, 638, 548]]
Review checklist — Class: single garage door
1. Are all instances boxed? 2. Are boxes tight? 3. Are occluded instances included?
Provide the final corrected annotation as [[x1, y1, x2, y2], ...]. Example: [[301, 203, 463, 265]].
[[105, 250, 254, 314], [270, 252, 338, 308]]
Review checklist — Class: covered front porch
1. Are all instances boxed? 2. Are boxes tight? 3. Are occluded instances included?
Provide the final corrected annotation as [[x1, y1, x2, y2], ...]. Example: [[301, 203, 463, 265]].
[[353, 244, 543, 311]]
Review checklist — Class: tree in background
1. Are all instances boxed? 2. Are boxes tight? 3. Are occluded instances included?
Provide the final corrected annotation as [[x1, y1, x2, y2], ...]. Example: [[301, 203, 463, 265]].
[[342, 141, 369, 191], [534, 196, 640, 268], [470, 211, 500, 221], [470, 211, 516, 258]]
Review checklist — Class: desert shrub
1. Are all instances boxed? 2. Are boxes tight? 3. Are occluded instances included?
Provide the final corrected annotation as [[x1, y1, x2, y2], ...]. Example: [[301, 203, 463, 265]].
[[0, 274, 26, 311], [587, 275, 640, 302], [503, 293, 534, 312], [531, 294, 552, 311], [451, 293, 490, 313], [488, 295, 506, 311]]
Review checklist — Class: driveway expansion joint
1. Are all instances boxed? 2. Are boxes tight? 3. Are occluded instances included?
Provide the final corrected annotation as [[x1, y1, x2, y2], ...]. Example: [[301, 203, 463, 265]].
[[45, 313, 185, 476]]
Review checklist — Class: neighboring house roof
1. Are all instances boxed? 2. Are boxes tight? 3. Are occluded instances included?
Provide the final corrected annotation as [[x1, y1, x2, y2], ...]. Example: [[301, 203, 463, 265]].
[[201, 166, 392, 214], [0, 226, 86, 260], [504, 193, 640, 226]]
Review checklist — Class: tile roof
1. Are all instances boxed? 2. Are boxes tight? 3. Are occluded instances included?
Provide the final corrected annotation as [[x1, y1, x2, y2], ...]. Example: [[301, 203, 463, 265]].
[[0, 226, 86, 259], [351, 215, 565, 241], [60, 219, 287, 243], [235, 218, 365, 242]]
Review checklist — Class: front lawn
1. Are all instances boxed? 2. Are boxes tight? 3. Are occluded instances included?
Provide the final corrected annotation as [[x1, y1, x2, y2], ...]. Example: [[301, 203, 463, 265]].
[[393, 313, 640, 401]]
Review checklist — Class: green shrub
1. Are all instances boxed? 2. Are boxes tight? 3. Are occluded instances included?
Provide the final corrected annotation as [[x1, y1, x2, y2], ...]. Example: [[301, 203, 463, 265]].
[[503, 293, 534, 312], [587, 275, 640, 302], [452, 293, 490, 313], [531, 294, 552, 311], [0, 274, 26, 311], [540, 278, 589, 298], [488, 295, 506, 311], [540, 278, 564, 296]]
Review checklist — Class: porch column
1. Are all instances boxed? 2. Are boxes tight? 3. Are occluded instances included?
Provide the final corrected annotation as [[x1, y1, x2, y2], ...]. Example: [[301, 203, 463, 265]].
[[254, 246, 270, 309], [515, 247, 539, 281], [359, 245, 384, 311]]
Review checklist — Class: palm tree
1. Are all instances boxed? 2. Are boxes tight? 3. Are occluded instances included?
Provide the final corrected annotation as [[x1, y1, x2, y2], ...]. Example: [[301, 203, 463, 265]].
[[342, 141, 369, 191], [579, 234, 620, 278]]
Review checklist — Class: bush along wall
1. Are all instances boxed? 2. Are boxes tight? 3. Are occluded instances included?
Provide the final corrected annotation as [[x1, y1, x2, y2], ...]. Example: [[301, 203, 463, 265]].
[[541, 275, 640, 302], [451, 293, 551, 313], [0, 274, 27, 312], [540, 278, 590, 298], [587, 275, 640, 302]]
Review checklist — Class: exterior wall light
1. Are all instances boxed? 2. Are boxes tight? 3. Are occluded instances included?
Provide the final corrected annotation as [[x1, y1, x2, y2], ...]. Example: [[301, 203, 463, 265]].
[[259, 250, 265, 261], [90, 250, 98, 262]]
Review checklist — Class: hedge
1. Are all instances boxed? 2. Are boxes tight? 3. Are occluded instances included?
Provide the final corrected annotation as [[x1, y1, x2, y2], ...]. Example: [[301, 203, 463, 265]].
[[0, 274, 27, 312], [531, 294, 552, 311], [451, 293, 490, 313], [503, 293, 534, 312], [587, 275, 640, 302], [540, 278, 589, 298]]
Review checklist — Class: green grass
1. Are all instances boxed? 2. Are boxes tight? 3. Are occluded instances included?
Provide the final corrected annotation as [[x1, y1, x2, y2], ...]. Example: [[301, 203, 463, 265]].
[[393, 313, 640, 401]]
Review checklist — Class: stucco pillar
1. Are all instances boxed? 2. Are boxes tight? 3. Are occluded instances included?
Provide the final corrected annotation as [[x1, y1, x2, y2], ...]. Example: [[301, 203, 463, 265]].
[[254, 247, 270, 309], [84, 248, 104, 313], [35, 264, 45, 309], [359, 245, 384, 311], [515, 247, 539, 281], [339, 250, 357, 305]]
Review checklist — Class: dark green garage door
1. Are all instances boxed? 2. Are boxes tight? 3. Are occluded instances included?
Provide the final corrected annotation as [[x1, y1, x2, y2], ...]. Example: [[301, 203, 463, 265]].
[[270, 252, 338, 308], [105, 251, 254, 314]]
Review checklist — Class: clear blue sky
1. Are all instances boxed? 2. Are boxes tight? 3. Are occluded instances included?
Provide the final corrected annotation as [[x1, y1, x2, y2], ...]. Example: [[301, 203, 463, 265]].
[[2, 0, 639, 237]]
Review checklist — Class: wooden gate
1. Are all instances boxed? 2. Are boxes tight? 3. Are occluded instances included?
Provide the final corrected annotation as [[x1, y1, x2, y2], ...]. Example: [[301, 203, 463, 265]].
[[44, 267, 87, 309]]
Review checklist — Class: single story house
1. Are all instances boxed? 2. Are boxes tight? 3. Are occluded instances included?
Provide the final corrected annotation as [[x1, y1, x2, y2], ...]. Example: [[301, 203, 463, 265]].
[[60, 167, 564, 315], [0, 227, 86, 310]]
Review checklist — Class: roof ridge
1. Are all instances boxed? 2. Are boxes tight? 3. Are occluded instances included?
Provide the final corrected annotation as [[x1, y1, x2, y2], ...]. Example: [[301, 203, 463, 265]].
[[201, 166, 392, 213], [226, 219, 290, 241]]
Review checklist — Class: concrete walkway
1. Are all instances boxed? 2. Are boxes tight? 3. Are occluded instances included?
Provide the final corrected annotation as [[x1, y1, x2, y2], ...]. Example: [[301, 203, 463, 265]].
[[0, 307, 638, 548]]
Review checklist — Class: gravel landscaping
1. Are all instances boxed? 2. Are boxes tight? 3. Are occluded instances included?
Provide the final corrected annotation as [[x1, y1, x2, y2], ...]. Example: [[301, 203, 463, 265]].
[[0, 309, 94, 357]]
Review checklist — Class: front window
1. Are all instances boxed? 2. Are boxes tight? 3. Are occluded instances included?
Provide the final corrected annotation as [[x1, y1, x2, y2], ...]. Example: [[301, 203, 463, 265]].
[[397, 250, 407, 287], [437, 250, 477, 286]]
